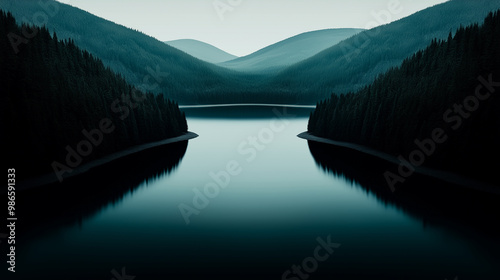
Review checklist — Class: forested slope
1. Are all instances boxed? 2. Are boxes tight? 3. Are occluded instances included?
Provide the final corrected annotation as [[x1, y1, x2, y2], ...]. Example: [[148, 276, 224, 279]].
[[218, 28, 364, 74], [308, 11, 500, 185], [2, 0, 499, 105], [0, 11, 188, 180], [0, 0, 261, 104], [273, 0, 500, 103], [166, 39, 238, 64]]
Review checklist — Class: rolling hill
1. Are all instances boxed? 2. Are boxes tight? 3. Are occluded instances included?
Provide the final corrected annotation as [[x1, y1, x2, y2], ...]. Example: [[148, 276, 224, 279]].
[[270, 0, 500, 103], [0, 10, 188, 179], [165, 39, 238, 64], [218, 28, 364, 73], [3, 0, 500, 105], [308, 10, 500, 186], [0, 0, 257, 104]]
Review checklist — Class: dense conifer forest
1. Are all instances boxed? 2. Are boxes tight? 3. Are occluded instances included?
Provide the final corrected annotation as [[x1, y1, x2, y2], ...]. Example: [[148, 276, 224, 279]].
[[271, 0, 500, 103], [0, 11, 188, 179], [308, 11, 500, 185], [3, 0, 499, 104], [0, 0, 263, 104]]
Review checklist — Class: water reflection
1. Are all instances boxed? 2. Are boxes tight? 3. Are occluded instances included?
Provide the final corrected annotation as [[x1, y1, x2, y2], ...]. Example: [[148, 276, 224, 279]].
[[307, 140, 500, 251], [10, 107, 500, 279], [17, 141, 188, 237]]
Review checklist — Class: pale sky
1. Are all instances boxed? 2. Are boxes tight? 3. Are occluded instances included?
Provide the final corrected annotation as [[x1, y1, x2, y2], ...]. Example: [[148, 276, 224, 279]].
[[58, 0, 449, 56]]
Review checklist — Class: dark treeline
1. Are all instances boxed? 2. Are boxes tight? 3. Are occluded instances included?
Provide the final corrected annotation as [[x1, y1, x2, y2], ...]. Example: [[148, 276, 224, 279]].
[[0, 0, 269, 104], [2, 0, 499, 105], [309, 11, 500, 184], [0, 11, 188, 179], [271, 0, 500, 103]]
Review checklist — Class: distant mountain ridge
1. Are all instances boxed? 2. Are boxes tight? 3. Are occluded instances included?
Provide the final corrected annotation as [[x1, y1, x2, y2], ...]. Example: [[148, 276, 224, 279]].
[[308, 10, 500, 186], [2, 0, 500, 104], [0, 10, 188, 178], [0, 0, 253, 104], [270, 0, 500, 103], [165, 39, 238, 64], [218, 28, 364, 73]]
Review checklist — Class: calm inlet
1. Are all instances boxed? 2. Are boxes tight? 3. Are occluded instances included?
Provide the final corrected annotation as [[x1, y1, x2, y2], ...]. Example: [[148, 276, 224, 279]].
[[14, 106, 500, 280]]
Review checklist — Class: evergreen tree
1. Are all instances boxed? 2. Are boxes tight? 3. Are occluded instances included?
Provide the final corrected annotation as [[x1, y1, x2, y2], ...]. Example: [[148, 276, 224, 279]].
[[308, 10, 500, 185], [0, 11, 188, 179]]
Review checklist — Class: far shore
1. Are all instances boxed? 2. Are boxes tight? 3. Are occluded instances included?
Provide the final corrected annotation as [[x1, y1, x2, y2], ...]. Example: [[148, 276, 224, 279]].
[[14, 132, 198, 192], [179, 103, 316, 109], [298, 131, 500, 195]]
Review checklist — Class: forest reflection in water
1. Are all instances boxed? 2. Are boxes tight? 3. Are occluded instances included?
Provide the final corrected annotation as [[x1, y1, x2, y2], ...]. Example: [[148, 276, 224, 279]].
[[17, 140, 188, 238], [307, 140, 500, 248]]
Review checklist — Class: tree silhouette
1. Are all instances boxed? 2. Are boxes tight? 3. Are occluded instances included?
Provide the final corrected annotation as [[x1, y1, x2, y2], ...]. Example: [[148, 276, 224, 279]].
[[309, 11, 500, 185], [0, 11, 188, 179]]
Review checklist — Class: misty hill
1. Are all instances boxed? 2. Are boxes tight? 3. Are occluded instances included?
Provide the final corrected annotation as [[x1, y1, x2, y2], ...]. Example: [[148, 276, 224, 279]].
[[271, 0, 500, 103], [0, 0, 257, 104], [0, 11, 187, 179], [3, 0, 500, 105], [308, 10, 500, 186], [166, 39, 238, 64], [218, 28, 364, 73]]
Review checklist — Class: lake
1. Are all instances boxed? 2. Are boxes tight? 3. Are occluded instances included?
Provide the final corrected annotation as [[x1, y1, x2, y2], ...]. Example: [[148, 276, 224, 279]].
[[11, 105, 500, 280]]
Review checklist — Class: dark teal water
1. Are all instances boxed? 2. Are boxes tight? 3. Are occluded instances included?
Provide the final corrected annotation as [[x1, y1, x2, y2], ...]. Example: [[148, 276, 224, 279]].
[[9, 106, 500, 280]]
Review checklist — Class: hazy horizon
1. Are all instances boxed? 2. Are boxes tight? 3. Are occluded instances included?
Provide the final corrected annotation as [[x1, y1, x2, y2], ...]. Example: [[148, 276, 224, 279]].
[[58, 0, 449, 56], [3, 1, 500, 279]]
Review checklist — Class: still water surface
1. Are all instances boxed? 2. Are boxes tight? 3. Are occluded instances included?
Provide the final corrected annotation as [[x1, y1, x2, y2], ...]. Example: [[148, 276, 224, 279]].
[[13, 106, 500, 280]]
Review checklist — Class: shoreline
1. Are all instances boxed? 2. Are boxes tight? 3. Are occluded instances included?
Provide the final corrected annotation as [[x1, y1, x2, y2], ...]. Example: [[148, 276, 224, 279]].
[[298, 131, 500, 195], [180, 103, 316, 109], [15, 132, 198, 192]]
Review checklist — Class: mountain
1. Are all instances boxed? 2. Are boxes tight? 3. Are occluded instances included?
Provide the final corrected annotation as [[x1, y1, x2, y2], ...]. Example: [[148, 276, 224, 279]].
[[270, 0, 500, 103], [166, 39, 238, 64], [3, 0, 499, 105], [0, 11, 187, 179], [308, 10, 500, 186], [0, 0, 256, 104], [218, 28, 364, 73]]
